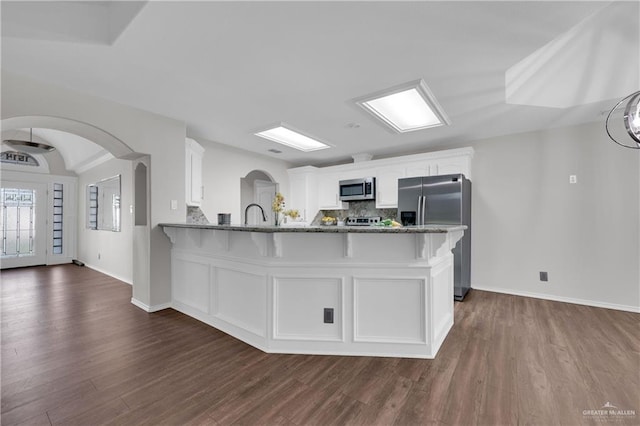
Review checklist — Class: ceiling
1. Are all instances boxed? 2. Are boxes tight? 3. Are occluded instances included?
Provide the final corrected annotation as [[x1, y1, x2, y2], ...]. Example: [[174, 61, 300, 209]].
[[2, 1, 638, 168]]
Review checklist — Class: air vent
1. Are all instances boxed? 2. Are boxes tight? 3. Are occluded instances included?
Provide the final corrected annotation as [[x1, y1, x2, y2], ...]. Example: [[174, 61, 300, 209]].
[[268, 149, 282, 154]]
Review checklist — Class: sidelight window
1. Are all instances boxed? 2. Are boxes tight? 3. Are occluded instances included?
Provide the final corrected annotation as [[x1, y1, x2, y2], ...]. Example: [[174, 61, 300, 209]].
[[52, 183, 63, 254]]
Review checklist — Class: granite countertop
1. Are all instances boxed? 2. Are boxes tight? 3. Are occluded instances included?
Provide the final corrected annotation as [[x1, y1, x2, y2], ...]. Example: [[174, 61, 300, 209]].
[[159, 223, 466, 233]]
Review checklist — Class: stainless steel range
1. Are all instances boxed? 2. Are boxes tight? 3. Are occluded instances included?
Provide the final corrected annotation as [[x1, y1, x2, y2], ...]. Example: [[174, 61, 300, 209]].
[[345, 216, 381, 226]]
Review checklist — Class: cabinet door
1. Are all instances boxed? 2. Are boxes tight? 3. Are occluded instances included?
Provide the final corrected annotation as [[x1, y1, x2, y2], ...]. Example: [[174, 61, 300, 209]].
[[431, 156, 469, 177], [375, 167, 405, 208], [318, 174, 343, 210], [288, 175, 312, 221], [186, 139, 204, 207], [405, 162, 431, 179], [189, 151, 203, 205]]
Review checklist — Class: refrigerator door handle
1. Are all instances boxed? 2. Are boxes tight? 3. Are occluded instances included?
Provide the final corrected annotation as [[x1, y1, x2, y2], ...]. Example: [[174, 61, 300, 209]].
[[417, 196, 423, 226], [423, 195, 427, 224]]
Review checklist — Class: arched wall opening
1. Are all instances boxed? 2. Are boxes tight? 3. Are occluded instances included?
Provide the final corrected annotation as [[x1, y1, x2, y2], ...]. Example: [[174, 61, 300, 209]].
[[240, 170, 278, 225], [2, 116, 138, 159], [2, 115, 150, 298]]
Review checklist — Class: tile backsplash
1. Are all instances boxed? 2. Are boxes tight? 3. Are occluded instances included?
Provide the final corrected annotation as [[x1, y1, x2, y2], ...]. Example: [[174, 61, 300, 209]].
[[186, 205, 210, 224], [311, 200, 397, 225]]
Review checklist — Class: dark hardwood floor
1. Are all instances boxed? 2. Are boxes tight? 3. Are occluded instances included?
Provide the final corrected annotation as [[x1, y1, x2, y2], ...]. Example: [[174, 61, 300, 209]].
[[1, 264, 638, 425]]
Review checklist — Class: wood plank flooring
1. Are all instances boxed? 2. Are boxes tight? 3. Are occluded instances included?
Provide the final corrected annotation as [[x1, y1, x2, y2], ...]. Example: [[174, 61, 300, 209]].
[[1, 264, 639, 425]]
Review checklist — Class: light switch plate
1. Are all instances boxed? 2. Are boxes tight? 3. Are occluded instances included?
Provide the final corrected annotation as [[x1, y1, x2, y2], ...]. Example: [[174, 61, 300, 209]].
[[569, 175, 577, 184], [170, 200, 178, 210]]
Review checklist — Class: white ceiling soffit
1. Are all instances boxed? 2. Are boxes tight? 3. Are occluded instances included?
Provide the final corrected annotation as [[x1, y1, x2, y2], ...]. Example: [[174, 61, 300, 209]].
[[24, 128, 113, 173], [1, 1, 147, 45], [506, 1, 640, 109]]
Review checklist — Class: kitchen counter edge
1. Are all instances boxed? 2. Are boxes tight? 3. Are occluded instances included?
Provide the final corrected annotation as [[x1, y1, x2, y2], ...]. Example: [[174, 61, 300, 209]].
[[159, 223, 467, 233]]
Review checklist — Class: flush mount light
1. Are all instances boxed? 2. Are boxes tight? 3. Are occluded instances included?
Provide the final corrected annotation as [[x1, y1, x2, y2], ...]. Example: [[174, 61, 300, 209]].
[[355, 79, 451, 133], [254, 125, 330, 152]]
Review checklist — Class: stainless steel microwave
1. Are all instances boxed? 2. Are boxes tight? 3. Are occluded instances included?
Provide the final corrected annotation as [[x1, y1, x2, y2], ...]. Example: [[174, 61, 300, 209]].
[[339, 177, 376, 201]]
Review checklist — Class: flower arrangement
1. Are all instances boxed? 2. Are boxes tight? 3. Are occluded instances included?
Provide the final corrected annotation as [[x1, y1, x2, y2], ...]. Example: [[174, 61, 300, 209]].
[[283, 209, 299, 220], [272, 192, 285, 213], [272, 192, 285, 225]]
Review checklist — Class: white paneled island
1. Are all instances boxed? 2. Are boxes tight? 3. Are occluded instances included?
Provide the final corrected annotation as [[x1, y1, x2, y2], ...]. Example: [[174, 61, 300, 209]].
[[160, 223, 465, 359]]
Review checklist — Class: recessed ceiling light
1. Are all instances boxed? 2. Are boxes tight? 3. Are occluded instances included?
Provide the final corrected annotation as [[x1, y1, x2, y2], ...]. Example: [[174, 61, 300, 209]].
[[254, 125, 330, 152], [355, 79, 450, 133]]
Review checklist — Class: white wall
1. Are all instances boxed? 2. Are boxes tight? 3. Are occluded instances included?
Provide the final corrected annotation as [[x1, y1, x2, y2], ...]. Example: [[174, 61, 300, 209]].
[[2, 71, 186, 309], [76, 158, 133, 284], [471, 121, 640, 312], [196, 138, 292, 225]]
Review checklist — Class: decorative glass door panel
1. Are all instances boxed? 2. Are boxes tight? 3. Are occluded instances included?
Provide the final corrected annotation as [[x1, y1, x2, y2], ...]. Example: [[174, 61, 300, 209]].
[[1, 189, 36, 257], [1, 183, 47, 269]]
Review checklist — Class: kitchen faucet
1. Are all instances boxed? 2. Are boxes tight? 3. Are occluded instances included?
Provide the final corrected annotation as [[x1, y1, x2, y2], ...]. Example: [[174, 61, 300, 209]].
[[244, 203, 268, 225]]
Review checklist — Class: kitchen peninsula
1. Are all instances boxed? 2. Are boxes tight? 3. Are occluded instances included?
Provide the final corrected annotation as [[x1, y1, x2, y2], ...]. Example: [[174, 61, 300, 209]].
[[161, 223, 465, 358]]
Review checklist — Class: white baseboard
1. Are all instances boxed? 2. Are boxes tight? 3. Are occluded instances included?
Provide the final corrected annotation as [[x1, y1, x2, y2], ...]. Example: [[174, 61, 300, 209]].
[[130, 298, 171, 313], [47, 257, 74, 266], [84, 263, 132, 285], [472, 285, 640, 313]]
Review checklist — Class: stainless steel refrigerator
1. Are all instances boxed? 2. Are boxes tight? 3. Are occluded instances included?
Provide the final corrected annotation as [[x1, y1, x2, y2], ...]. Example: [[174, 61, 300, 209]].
[[397, 174, 471, 301]]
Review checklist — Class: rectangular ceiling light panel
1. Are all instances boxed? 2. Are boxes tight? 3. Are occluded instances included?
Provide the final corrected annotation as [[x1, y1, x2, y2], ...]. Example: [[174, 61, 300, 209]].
[[255, 126, 330, 152], [357, 80, 451, 133]]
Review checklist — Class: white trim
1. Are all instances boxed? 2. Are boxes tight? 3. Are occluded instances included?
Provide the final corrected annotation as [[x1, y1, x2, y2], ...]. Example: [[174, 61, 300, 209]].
[[353, 276, 427, 344], [84, 263, 132, 285], [472, 285, 640, 314], [272, 276, 345, 343], [130, 298, 150, 311], [354, 79, 451, 134], [73, 151, 114, 174], [130, 298, 171, 313], [287, 147, 474, 175], [46, 258, 74, 266]]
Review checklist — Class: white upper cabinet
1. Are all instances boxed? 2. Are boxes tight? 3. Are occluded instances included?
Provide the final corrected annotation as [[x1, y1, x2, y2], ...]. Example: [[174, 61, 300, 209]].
[[375, 166, 405, 208], [405, 162, 431, 179], [430, 155, 470, 177], [185, 138, 205, 207], [287, 166, 318, 222], [287, 147, 473, 214], [317, 172, 347, 210]]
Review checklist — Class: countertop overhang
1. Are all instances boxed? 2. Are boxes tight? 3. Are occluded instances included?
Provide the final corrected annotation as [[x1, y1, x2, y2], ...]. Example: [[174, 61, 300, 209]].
[[159, 223, 466, 233]]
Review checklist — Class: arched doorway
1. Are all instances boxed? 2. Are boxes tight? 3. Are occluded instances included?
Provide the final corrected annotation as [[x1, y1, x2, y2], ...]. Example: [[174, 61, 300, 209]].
[[240, 170, 278, 225], [1, 116, 148, 292], [2, 116, 135, 158]]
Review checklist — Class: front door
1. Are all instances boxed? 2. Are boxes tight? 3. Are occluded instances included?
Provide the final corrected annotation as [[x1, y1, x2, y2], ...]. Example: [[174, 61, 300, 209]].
[[1, 182, 47, 268]]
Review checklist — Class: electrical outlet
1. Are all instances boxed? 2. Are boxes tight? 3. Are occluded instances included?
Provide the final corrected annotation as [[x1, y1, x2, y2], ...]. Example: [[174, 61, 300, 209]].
[[540, 271, 548, 282], [323, 308, 334, 324]]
